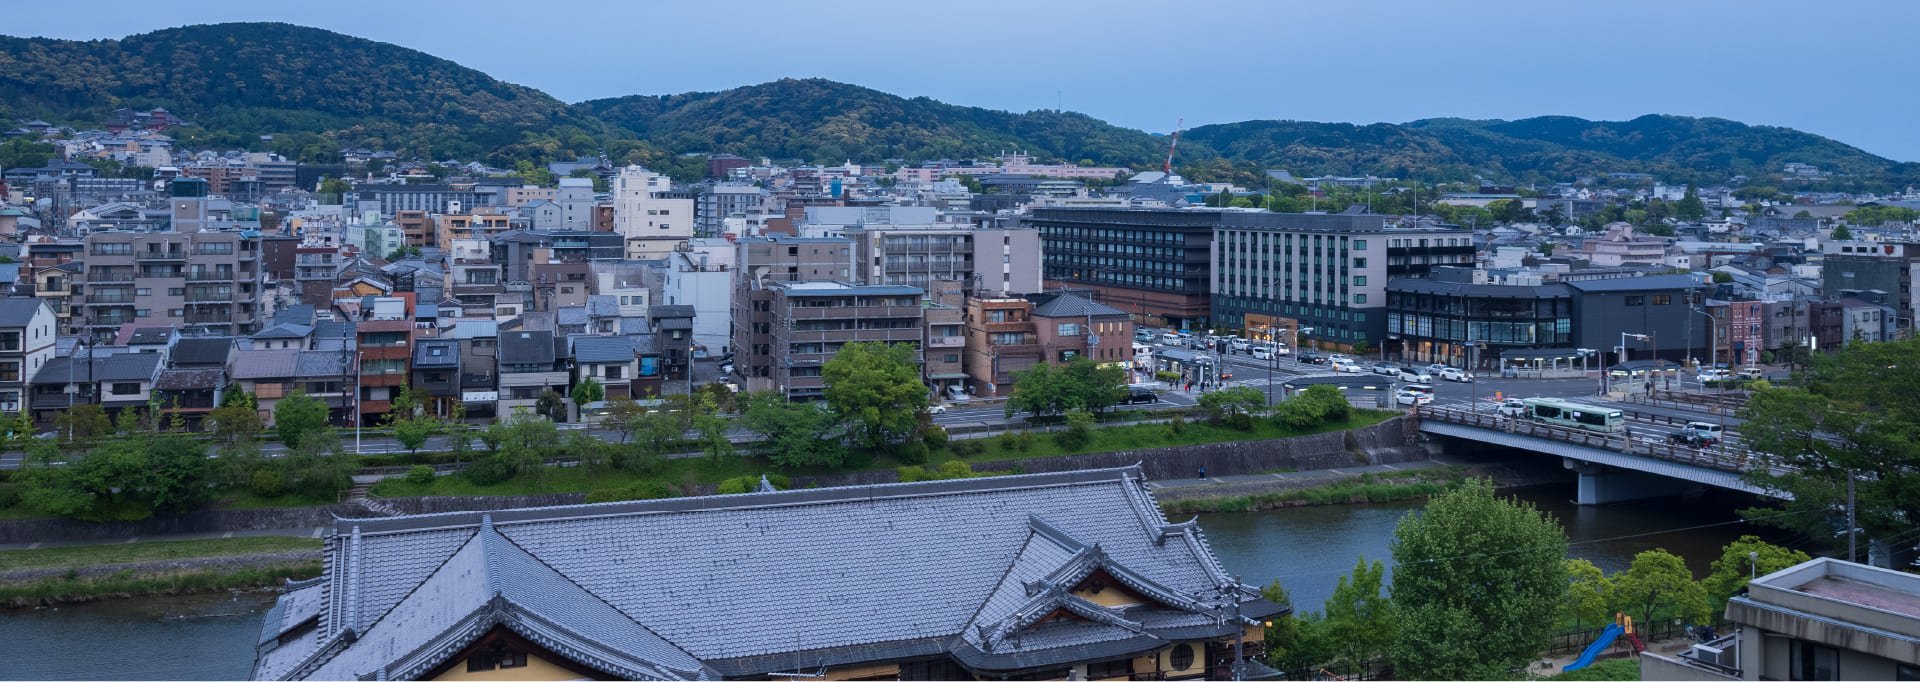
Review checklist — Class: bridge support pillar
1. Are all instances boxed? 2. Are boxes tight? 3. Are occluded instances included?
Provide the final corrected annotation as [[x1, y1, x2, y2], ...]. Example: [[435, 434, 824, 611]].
[[1564, 459, 1694, 505]]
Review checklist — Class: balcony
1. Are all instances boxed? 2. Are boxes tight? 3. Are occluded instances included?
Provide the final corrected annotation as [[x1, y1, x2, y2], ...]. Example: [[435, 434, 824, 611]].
[[83, 297, 134, 306], [88, 274, 136, 284], [136, 250, 186, 261], [186, 272, 236, 282], [778, 328, 924, 344], [787, 305, 923, 320], [184, 314, 232, 325], [928, 335, 966, 348], [90, 316, 134, 327]]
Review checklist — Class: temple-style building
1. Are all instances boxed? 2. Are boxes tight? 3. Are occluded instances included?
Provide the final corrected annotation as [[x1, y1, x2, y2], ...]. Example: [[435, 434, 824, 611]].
[[251, 466, 1285, 680]]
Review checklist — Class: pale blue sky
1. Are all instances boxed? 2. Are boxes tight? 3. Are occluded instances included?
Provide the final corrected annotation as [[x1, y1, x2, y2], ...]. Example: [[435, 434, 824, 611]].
[[8, 1, 1916, 160]]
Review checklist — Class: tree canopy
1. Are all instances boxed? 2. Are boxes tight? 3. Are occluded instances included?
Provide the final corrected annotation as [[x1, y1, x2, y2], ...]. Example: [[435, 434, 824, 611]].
[[1005, 358, 1126, 418], [822, 342, 926, 450]]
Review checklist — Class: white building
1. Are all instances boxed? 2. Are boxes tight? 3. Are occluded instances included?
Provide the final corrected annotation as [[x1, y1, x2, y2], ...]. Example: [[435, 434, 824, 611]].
[[659, 238, 737, 352], [555, 177, 598, 230], [611, 166, 693, 259]]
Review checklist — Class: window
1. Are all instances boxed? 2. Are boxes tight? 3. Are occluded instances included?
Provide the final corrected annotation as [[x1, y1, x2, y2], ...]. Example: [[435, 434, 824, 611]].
[[944, 353, 960, 363], [1057, 323, 1080, 336], [1169, 643, 1197, 671], [0, 331, 17, 352], [135, 309, 152, 318], [1353, 240, 1367, 249], [193, 243, 233, 255], [168, 288, 183, 296], [135, 288, 152, 296], [464, 641, 528, 672], [111, 382, 140, 395], [1353, 276, 1367, 286], [1354, 294, 1367, 304], [1653, 295, 1672, 305], [0, 361, 18, 382], [1790, 640, 1837, 680], [605, 366, 625, 380], [1626, 296, 1646, 306], [168, 309, 182, 317]]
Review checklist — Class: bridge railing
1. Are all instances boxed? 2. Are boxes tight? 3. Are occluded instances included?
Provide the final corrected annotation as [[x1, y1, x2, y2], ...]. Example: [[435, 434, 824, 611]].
[[1414, 405, 1775, 475]]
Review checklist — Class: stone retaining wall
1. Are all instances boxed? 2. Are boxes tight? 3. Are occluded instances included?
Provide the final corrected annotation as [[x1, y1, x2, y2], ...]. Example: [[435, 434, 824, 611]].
[[0, 550, 322, 584], [0, 505, 362, 546]]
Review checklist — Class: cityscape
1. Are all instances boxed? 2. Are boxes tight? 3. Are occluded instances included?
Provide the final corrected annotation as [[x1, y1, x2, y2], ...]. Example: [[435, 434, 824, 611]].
[[0, 4, 1918, 682]]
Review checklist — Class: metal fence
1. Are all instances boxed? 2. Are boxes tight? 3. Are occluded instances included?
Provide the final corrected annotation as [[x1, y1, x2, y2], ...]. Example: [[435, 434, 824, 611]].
[[1415, 405, 1784, 475]]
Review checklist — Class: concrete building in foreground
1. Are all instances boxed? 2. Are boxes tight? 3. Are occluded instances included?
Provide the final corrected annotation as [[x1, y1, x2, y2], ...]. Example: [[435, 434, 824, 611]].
[[251, 467, 1285, 681], [1642, 557, 1920, 681]]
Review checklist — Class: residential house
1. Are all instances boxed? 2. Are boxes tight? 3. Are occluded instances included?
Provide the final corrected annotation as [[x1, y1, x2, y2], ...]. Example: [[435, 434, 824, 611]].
[[571, 335, 638, 403], [0, 299, 57, 415], [497, 330, 571, 421], [411, 338, 462, 419], [648, 305, 696, 379]]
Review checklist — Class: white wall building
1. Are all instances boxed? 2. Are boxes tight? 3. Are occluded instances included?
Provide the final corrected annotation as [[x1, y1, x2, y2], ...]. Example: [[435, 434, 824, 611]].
[[659, 238, 737, 351], [612, 166, 694, 259]]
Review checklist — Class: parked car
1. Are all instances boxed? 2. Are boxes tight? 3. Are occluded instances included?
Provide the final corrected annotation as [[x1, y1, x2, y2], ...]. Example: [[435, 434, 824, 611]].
[[719, 363, 735, 376], [1160, 333, 1183, 345], [1135, 330, 1156, 343], [1736, 367, 1765, 380], [1496, 399, 1528, 418], [945, 386, 972, 404], [1395, 388, 1434, 406], [1121, 389, 1160, 405], [1397, 368, 1434, 384], [1439, 367, 1474, 382], [1425, 363, 1451, 375], [1371, 362, 1400, 376]]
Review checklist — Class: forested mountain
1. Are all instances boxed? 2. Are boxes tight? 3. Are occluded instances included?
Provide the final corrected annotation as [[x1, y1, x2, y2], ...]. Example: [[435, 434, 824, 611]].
[[2, 22, 1910, 188], [575, 78, 1164, 166]]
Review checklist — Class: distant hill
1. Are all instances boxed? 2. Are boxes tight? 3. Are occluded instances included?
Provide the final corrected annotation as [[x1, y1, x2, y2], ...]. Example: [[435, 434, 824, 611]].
[[574, 78, 1164, 167], [0, 22, 609, 164], [1, 22, 1909, 188]]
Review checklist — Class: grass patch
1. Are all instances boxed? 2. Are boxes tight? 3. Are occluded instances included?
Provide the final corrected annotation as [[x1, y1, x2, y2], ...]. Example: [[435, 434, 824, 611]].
[[955, 410, 1397, 463], [0, 536, 321, 572], [1160, 472, 1463, 515], [0, 562, 321, 606], [1548, 657, 1639, 681]]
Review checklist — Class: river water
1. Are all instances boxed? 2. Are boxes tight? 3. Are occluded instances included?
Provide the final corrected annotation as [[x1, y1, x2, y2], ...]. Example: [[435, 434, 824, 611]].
[[0, 483, 1798, 680]]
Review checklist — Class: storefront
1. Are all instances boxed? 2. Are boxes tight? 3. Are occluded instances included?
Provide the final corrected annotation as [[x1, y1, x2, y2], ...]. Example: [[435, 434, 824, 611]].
[[1498, 348, 1590, 379]]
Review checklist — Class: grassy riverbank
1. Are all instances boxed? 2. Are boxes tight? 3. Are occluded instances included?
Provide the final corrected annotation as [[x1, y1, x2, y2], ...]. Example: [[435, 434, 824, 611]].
[[0, 536, 320, 572], [1160, 471, 1466, 515], [0, 562, 321, 607]]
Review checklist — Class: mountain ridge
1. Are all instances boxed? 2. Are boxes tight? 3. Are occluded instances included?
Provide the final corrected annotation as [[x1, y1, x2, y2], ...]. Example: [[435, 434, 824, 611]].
[[1, 22, 1910, 188]]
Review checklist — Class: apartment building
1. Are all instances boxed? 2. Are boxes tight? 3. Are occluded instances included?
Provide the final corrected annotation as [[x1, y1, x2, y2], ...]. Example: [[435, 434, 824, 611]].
[[844, 225, 1043, 294], [354, 319, 412, 424], [611, 166, 694, 259], [761, 281, 925, 401], [963, 296, 1041, 397], [0, 299, 57, 415], [79, 230, 265, 341], [731, 236, 855, 390], [1822, 240, 1920, 330], [353, 183, 480, 216], [1030, 207, 1217, 329], [1211, 212, 1473, 353], [695, 182, 774, 236], [435, 210, 513, 248]]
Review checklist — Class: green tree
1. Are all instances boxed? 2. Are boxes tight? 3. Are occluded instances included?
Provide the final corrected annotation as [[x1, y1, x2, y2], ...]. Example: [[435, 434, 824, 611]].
[[1055, 408, 1096, 451], [1196, 386, 1266, 429], [1562, 559, 1616, 631], [1676, 184, 1708, 221], [1611, 549, 1711, 626], [0, 139, 56, 170], [822, 342, 926, 450], [273, 391, 332, 451], [1831, 223, 1853, 241], [144, 435, 214, 514], [318, 177, 351, 199], [601, 397, 649, 443], [534, 389, 569, 423], [54, 403, 111, 443], [1390, 479, 1568, 680], [1702, 536, 1810, 609], [220, 383, 257, 409], [1006, 358, 1125, 418], [1738, 339, 1920, 551], [209, 404, 264, 445], [740, 391, 847, 469], [572, 377, 605, 412], [1323, 558, 1395, 667]]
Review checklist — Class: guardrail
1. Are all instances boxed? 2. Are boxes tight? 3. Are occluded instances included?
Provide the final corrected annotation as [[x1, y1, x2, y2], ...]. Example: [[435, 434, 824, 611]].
[[1415, 405, 1770, 474]]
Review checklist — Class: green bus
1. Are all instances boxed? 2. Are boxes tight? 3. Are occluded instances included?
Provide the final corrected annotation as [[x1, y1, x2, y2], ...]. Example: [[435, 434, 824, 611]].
[[1520, 397, 1625, 434]]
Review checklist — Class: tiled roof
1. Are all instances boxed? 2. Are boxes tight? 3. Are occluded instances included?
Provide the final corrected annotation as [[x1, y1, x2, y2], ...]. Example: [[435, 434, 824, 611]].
[[1564, 273, 1706, 292], [171, 337, 236, 367], [154, 367, 225, 390], [1030, 293, 1128, 319], [295, 350, 351, 377], [570, 335, 636, 364], [255, 467, 1283, 680], [413, 340, 460, 367], [0, 298, 47, 327], [499, 330, 556, 365], [230, 349, 302, 379], [252, 323, 313, 340]]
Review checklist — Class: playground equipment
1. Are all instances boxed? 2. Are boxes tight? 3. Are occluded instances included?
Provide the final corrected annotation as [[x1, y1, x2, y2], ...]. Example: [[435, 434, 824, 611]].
[[1565, 613, 1646, 672]]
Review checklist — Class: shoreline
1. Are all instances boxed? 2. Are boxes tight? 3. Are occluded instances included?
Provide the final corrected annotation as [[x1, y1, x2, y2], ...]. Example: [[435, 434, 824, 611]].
[[1155, 453, 1568, 514], [0, 559, 321, 608]]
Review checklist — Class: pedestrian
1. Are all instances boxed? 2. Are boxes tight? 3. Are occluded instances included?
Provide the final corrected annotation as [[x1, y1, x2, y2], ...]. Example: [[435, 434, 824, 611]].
[[1645, 380, 1654, 397], [1198, 466, 1207, 479]]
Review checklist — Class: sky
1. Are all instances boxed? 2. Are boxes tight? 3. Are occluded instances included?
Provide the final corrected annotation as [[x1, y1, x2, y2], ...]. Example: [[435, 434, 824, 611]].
[[8, 1, 1918, 160]]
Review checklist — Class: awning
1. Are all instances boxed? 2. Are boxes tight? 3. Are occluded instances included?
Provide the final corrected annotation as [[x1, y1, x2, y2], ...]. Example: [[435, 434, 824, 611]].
[[926, 372, 970, 380]]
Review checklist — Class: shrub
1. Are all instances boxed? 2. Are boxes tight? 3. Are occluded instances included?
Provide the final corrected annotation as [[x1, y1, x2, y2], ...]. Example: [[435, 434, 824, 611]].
[[998, 431, 1022, 453], [0, 482, 20, 509], [585, 481, 674, 503], [716, 477, 752, 494], [249, 469, 285, 497], [921, 425, 950, 449], [948, 439, 984, 458], [1167, 413, 1186, 436], [896, 465, 930, 482], [935, 460, 976, 480], [1056, 409, 1096, 451], [896, 439, 932, 465], [405, 465, 435, 486]]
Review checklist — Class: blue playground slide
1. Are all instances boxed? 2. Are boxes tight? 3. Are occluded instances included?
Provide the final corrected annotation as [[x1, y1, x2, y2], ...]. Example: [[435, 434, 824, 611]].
[[1564, 623, 1624, 672]]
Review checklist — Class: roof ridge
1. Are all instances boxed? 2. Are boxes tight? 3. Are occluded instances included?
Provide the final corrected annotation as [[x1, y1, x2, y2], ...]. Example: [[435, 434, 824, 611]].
[[336, 466, 1148, 536]]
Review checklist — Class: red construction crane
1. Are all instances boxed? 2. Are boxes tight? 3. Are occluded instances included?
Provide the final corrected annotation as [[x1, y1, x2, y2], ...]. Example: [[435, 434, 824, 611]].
[[1162, 116, 1183, 177]]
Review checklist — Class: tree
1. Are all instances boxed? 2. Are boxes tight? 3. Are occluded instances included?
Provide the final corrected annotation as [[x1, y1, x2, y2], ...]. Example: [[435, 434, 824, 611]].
[[1196, 386, 1266, 429], [534, 389, 569, 423], [1831, 223, 1853, 241], [209, 405, 264, 445], [822, 342, 926, 450], [1562, 559, 1616, 632], [1055, 408, 1096, 451], [0, 138, 56, 170], [740, 391, 847, 469], [386, 245, 423, 260], [1702, 536, 1810, 608], [1006, 358, 1125, 418], [572, 377, 605, 412], [220, 383, 257, 410], [1611, 549, 1711, 626], [1738, 339, 1920, 552], [1323, 558, 1395, 667], [144, 435, 214, 514], [54, 403, 111, 443], [273, 391, 332, 451], [601, 397, 649, 444], [318, 177, 351, 199], [1390, 479, 1568, 680], [1676, 184, 1708, 221]]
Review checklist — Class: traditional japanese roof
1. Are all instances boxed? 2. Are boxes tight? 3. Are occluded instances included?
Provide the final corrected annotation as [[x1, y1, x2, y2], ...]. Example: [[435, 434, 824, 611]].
[[251, 323, 314, 341], [230, 349, 302, 380], [154, 367, 225, 390], [570, 335, 636, 364], [1030, 293, 1127, 319], [413, 339, 460, 368], [251, 467, 1282, 680], [499, 330, 556, 365], [171, 337, 237, 367]]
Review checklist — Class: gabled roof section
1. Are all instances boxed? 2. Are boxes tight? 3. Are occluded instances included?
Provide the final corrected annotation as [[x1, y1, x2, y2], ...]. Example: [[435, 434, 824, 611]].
[[1030, 294, 1127, 319], [571, 335, 636, 364], [499, 330, 556, 365]]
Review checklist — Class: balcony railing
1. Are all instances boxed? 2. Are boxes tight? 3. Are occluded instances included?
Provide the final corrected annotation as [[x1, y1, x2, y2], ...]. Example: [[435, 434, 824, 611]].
[[83, 297, 134, 305], [186, 272, 235, 282], [184, 314, 232, 324], [136, 251, 186, 261]]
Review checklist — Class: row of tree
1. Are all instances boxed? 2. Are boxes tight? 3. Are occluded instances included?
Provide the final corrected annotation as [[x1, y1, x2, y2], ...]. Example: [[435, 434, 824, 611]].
[[1262, 480, 1811, 679]]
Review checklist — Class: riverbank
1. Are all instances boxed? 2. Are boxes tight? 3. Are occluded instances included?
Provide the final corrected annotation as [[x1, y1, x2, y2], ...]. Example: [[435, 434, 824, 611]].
[[1153, 448, 1570, 515], [0, 536, 322, 607]]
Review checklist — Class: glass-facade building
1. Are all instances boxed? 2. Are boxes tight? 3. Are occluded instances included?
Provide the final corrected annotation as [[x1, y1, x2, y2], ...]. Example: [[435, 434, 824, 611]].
[[1385, 273, 1576, 369]]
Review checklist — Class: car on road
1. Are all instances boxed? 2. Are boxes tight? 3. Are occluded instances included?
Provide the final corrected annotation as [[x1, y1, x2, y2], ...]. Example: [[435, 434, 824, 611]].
[[1160, 333, 1183, 345], [945, 386, 972, 404], [1668, 430, 1718, 448], [1397, 367, 1434, 384], [719, 363, 734, 376], [1736, 367, 1765, 380], [1425, 363, 1450, 375], [927, 404, 949, 415], [1697, 368, 1732, 383], [1229, 339, 1250, 353], [1297, 351, 1329, 364], [1395, 388, 1434, 406], [1496, 399, 1528, 418], [1684, 421, 1725, 441], [1439, 367, 1474, 382], [1331, 357, 1364, 374], [1251, 345, 1275, 361], [1371, 362, 1400, 376], [1120, 388, 1160, 405], [1135, 329, 1156, 343]]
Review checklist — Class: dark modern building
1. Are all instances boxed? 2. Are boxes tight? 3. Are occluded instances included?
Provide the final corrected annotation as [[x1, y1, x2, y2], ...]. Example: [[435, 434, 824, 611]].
[[1385, 268, 1576, 370], [1566, 273, 1710, 365], [1821, 240, 1918, 332], [1030, 207, 1217, 329], [1210, 211, 1473, 352]]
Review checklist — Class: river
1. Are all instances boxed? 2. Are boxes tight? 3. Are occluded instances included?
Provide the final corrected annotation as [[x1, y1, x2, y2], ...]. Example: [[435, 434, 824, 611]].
[[0, 482, 1799, 680]]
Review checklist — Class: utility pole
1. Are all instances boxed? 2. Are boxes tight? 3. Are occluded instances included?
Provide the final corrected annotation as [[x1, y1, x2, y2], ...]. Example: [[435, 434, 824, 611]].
[[1847, 475, 1858, 563]]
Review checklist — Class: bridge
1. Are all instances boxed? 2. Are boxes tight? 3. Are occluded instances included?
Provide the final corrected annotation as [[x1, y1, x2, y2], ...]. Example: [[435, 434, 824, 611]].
[[1413, 403, 1791, 505]]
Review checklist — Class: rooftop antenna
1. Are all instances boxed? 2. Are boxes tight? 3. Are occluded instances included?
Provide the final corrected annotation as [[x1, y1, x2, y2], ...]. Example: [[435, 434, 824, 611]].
[[1162, 116, 1184, 181]]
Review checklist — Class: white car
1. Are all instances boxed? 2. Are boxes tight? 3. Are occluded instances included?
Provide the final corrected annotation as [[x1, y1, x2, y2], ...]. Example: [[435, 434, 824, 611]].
[[1439, 367, 1474, 382], [1697, 369, 1732, 383], [1397, 368, 1434, 384], [1229, 339, 1251, 353], [1251, 346, 1275, 361], [1496, 399, 1527, 417], [1395, 388, 1434, 406], [927, 404, 949, 415], [1332, 359, 1365, 374]]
